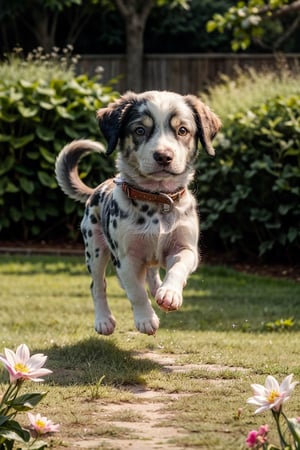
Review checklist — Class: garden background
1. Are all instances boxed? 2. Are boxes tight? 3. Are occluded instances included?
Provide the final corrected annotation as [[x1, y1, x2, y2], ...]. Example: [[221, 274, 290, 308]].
[[0, 2, 300, 448]]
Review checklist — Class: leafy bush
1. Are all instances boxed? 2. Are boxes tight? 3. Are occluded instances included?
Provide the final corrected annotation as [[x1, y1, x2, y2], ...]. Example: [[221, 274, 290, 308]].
[[196, 92, 300, 261], [0, 48, 118, 240]]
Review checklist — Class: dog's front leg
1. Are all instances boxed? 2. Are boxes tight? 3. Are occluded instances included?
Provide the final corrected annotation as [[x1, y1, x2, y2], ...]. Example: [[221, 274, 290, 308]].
[[117, 258, 160, 335], [156, 248, 198, 312]]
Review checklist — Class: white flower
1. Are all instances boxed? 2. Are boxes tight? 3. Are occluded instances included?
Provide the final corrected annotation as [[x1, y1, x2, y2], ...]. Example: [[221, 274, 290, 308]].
[[0, 344, 52, 383], [247, 374, 298, 414], [28, 413, 60, 434]]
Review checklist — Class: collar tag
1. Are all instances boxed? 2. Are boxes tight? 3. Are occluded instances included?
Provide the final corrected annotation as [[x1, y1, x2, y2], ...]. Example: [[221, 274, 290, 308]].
[[159, 193, 174, 214]]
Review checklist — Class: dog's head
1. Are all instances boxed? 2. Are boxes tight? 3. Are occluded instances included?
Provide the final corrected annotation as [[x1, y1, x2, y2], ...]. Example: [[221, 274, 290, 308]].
[[97, 91, 221, 189]]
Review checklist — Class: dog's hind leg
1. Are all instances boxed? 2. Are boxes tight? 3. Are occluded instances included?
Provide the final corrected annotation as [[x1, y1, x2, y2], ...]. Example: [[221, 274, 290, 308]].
[[81, 214, 116, 335]]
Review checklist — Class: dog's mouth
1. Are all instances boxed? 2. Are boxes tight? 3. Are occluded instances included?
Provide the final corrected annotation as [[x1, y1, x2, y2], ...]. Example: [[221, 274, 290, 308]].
[[150, 168, 182, 178]]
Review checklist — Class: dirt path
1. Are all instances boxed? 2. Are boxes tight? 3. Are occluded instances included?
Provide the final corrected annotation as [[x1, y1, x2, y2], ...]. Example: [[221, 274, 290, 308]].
[[69, 352, 247, 450]]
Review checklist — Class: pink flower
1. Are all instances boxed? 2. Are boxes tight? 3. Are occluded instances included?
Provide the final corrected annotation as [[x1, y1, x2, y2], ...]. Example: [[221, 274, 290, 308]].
[[0, 344, 52, 383], [28, 413, 60, 435], [246, 424, 269, 448], [247, 374, 298, 414], [246, 430, 259, 447], [258, 424, 269, 435]]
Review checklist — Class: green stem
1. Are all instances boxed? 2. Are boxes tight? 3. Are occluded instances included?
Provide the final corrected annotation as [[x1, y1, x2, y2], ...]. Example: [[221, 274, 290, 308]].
[[281, 411, 300, 449], [0, 381, 22, 416], [272, 408, 288, 449]]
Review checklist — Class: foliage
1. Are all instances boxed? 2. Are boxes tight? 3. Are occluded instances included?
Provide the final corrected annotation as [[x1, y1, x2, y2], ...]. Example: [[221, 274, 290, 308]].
[[0, 47, 118, 241], [206, 0, 300, 51], [0, 344, 54, 449], [196, 69, 300, 261]]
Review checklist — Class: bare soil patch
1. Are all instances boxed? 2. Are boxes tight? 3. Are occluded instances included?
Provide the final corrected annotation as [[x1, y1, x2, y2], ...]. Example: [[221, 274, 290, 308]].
[[64, 351, 248, 450]]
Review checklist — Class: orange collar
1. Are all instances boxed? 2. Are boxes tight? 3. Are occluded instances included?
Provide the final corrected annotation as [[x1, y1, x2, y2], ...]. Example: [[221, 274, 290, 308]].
[[115, 180, 186, 214]]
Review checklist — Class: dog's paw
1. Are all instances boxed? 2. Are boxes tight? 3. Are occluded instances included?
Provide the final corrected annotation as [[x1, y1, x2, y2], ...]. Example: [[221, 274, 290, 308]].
[[155, 287, 182, 312], [134, 307, 160, 335], [94, 315, 116, 335]]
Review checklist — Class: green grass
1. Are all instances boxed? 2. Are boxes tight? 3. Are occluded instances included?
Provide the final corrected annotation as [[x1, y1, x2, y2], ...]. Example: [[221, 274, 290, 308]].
[[0, 254, 299, 449], [203, 66, 300, 123]]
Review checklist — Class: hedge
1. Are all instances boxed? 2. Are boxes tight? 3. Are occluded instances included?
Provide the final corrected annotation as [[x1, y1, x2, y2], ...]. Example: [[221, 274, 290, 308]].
[[0, 53, 117, 240], [196, 94, 300, 261]]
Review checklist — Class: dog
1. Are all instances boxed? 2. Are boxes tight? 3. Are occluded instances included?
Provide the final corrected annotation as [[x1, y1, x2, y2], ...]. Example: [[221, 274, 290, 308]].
[[55, 90, 221, 335]]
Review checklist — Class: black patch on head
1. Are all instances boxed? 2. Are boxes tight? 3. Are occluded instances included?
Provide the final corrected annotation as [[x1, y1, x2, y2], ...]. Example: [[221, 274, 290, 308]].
[[97, 94, 143, 155], [152, 218, 159, 225]]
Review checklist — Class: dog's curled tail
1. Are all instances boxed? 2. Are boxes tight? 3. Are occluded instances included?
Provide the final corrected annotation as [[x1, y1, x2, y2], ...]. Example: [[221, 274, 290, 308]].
[[55, 139, 106, 203]]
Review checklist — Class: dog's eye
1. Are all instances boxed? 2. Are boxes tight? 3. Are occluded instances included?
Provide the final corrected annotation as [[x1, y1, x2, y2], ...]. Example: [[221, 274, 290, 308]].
[[178, 126, 188, 136], [135, 126, 146, 136]]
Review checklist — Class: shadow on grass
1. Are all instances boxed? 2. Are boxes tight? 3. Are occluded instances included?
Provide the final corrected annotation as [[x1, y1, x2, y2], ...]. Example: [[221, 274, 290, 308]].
[[42, 337, 161, 387]]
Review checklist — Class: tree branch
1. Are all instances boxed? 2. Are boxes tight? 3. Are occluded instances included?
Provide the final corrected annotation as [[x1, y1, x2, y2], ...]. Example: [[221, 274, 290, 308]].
[[274, 14, 300, 48], [259, 0, 300, 18]]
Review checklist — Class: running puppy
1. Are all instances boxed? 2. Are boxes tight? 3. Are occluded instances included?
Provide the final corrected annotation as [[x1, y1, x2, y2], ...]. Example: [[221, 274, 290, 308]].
[[55, 90, 221, 335]]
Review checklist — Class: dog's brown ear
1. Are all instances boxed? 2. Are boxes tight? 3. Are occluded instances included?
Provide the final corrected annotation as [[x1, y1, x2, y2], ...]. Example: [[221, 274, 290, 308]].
[[185, 95, 221, 156], [97, 92, 138, 155]]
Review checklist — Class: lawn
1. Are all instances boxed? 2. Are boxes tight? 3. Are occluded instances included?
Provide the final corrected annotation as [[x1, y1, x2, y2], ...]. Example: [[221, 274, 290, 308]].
[[0, 254, 299, 449]]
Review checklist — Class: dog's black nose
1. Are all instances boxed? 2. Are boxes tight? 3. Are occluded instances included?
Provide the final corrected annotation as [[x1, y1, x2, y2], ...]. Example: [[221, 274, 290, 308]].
[[153, 150, 173, 166]]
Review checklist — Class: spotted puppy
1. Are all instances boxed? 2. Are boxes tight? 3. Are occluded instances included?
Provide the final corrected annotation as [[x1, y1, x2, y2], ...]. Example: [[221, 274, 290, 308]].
[[55, 90, 221, 336]]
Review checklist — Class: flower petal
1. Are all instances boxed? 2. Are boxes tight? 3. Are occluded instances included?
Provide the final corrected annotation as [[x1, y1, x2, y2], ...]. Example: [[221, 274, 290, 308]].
[[27, 354, 48, 370], [16, 344, 30, 362], [3, 348, 17, 367]]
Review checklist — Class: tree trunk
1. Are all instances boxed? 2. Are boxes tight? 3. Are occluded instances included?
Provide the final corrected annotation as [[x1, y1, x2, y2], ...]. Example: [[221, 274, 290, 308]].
[[114, 0, 154, 92]]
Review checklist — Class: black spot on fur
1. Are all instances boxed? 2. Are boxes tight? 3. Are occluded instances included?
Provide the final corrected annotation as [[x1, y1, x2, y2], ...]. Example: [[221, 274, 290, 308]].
[[111, 254, 121, 268], [147, 209, 155, 217], [90, 214, 97, 224], [87, 264, 91, 274], [113, 219, 117, 228], [110, 199, 120, 217], [152, 218, 159, 224], [86, 251, 91, 259], [141, 204, 149, 212], [90, 192, 101, 207], [120, 209, 129, 219], [88, 229, 93, 237], [82, 228, 87, 239], [137, 216, 145, 225]]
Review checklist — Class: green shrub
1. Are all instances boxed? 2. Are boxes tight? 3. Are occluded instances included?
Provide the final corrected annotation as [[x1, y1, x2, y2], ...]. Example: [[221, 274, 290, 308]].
[[196, 93, 300, 261], [0, 48, 118, 240]]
